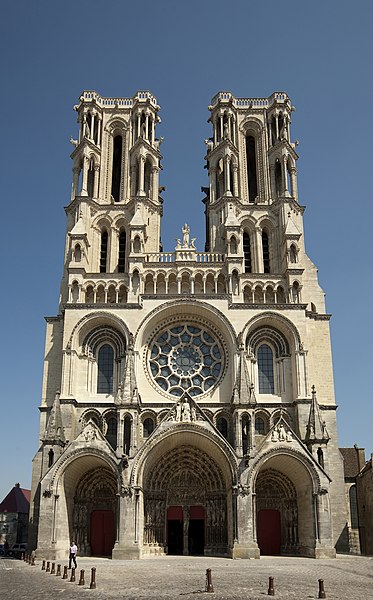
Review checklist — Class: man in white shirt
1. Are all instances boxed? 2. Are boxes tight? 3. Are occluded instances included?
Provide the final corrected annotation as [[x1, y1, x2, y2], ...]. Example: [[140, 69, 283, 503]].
[[69, 540, 77, 569]]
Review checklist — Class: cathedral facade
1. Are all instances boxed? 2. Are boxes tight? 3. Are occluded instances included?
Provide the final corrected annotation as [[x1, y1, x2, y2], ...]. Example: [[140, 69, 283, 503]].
[[30, 90, 347, 560]]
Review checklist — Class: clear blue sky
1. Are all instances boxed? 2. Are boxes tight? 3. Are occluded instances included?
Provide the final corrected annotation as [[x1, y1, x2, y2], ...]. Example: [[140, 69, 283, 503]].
[[1, 0, 372, 501]]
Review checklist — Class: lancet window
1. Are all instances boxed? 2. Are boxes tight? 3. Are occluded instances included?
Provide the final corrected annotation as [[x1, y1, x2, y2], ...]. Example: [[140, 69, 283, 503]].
[[97, 344, 114, 394], [243, 231, 252, 273], [118, 230, 126, 273], [262, 230, 270, 273], [111, 135, 123, 202], [257, 344, 274, 394], [100, 230, 108, 273], [246, 135, 258, 203]]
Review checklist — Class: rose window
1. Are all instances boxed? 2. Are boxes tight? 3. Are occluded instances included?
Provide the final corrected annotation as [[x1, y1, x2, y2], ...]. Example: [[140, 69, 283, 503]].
[[148, 324, 224, 397]]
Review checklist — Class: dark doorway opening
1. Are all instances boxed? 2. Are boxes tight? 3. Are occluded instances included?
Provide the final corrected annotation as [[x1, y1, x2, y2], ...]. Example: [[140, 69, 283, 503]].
[[188, 519, 204, 555], [90, 510, 114, 556], [257, 509, 281, 555], [167, 520, 183, 555]]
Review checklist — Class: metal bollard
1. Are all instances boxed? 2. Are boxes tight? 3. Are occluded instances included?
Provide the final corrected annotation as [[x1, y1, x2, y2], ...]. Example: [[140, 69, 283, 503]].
[[31, 554, 35, 566], [41, 559, 46, 570], [90, 567, 97, 589], [268, 576, 275, 596], [51, 562, 55, 574], [70, 567, 76, 582], [78, 569, 85, 586], [56, 564, 61, 576], [318, 579, 326, 599], [62, 565, 68, 580], [205, 568, 214, 593], [46, 561, 50, 573]]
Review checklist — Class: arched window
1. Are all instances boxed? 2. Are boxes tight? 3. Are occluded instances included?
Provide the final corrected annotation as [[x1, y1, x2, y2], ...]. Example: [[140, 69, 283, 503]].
[[100, 230, 108, 273], [105, 417, 117, 450], [242, 414, 250, 455], [255, 417, 265, 435], [257, 344, 274, 394], [48, 449, 54, 468], [133, 235, 141, 253], [349, 486, 359, 528], [71, 281, 79, 303], [292, 281, 300, 303], [143, 418, 155, 438], [118, 230, 126, 273], [262, 230, 270, 273], [87, 159, 94, 197], [111, 135, 122, 202], [217, 416, 228, 440], [243, 231, 252, 273], [276, 286, 286, 304], [97, 344, 114, 394], [246, 135, 258, 202], [144, 159, 152, 197], [74, 244, 81, 262], [123, 415, 131, 455], [289, 244, 297, 264], [85, 285, 94, 303], [275, 159, 282, 196], [229, 236, 237, 254]]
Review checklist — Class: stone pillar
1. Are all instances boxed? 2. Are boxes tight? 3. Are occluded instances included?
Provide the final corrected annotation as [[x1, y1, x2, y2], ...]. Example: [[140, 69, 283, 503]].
[[112, 488, 140, 559], [232, 488, 259, 559], [255, 227, 264, 273], [151, 166, 158, 202], [290, 167, 298, 200], [72, 166, 80, 200], [138, 156, 145, 196], [81, 156, 90, 196], [232, 163, 239, 196], [93, 165, 100, 198]]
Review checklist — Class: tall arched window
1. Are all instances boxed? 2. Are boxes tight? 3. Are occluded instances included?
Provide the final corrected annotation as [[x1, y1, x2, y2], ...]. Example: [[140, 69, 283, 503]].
[[349, 486, 359, 528], [243, 231, 252, 273], [217, 416, 228, 440], [97, 344, 114, 393], [242, 415, 250, 455], [275, 159, 282, 196], [246, 135, 258, 202], [262, 230, 270, 273], [106, 417, 117, 449], [111, 135, 122, 202], [100, 230, 108, 273], [257, 344, 274, 393], [118, 230, 126, 273], [48, 449, 54, 468], [255, 417, 265, 435], [123, 416, 131, 454], [143, 418, 155, 438], [289, 244, 297, 264], [87, 159, 94, 197]]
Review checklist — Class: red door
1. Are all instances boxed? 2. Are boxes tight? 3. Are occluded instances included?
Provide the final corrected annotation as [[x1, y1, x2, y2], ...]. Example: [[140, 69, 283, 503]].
[[90, 510, 115, 556], [257, 509, 281, 555]]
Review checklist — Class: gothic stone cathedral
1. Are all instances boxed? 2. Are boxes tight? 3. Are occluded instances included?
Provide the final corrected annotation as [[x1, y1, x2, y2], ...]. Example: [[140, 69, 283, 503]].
[[30, 90, 348, 560]]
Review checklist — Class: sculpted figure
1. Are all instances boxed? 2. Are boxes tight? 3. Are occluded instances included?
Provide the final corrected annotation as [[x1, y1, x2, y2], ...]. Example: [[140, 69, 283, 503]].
[[182, 223, 190, 247], [176, 401, 182, 422], [271, 428, 279, 442], [279, 424, 286, 441], [182, 401, 191, 422]]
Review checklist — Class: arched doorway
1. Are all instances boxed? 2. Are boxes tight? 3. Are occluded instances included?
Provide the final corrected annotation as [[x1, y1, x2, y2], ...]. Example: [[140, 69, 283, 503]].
[[73, 466, 117, 556], [254, 454, 317, 556], [143, 444, 228, 556]]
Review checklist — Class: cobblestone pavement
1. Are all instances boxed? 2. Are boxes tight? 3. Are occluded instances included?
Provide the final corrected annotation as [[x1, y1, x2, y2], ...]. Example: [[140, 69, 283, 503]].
[[1, 554, 372, 600]]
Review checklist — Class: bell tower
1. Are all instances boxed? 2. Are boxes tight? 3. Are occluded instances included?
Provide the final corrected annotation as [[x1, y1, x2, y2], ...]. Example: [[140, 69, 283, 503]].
[[61, 91, 163, 308]]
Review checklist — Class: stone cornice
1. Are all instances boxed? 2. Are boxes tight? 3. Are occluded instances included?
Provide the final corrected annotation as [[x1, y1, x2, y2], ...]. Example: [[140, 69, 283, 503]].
[[306, 311, 332, 321], [229, 302, 308, 311], [64, 302, 142, 310]]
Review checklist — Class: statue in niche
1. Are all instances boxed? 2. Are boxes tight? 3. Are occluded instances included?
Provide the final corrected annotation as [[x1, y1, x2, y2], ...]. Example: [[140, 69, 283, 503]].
[[182, 223, 190, 247]]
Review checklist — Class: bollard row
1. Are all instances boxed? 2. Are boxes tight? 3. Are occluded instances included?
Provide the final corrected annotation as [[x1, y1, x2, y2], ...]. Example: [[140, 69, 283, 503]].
[[37, 560, 97, 589]]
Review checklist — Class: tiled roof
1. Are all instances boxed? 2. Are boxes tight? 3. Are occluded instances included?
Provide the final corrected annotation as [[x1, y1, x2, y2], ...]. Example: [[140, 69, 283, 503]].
[[340, 448, 364, 478], [0, 486, 30, 514]]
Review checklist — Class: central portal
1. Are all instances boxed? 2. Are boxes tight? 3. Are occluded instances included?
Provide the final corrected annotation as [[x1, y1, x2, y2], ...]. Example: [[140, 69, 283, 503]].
[[167, 505, 205, 555], [143, 444, 228, 556]]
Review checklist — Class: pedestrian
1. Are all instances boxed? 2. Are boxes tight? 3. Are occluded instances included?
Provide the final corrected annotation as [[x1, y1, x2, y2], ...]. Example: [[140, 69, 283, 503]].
[[69, 540, 77, 569]]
